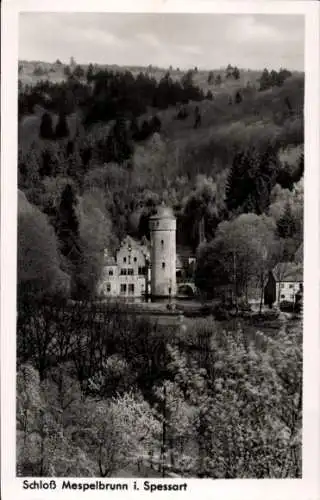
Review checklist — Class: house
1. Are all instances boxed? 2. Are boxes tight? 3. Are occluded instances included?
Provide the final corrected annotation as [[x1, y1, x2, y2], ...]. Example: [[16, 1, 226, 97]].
[[97, 236, 151, 299], [98, 238, 196, 299], [272, 262, 303, 304]]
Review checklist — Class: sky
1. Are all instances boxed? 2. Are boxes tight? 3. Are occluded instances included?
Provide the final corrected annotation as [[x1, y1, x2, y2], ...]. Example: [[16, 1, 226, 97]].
[[19, 13, 304, 71]]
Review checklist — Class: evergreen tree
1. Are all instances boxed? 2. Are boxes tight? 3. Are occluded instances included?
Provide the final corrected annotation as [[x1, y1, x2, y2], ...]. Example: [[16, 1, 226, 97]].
[[264, 271, 276, 308], [277, 203, 297, 238], [235, 91, 242, 104], [232, 67, 240, 80], [56, 184, 80, 260], [194, 106, 201, 129], [80, 146, 92, 168], [112, 116, 134, 163], [226, 147, 277, 215], [207, 71, 214, 85], [39, 150, 54, 178], [130, 117, 140, 140], [215, 74, 222, 86], [66, 140, 74, 157], [55, 112, 69, 139], [226, 64, 233, 79], [206, 90, 213, 100], [259, 68, 270, 91], [86, 63, 94, 82], [150, 115, 162, 133], [39, 112, 54, 140]]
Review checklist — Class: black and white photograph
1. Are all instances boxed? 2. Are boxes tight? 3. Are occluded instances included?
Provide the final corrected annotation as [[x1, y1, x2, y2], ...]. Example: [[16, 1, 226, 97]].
[[1, 1, 320, 497]]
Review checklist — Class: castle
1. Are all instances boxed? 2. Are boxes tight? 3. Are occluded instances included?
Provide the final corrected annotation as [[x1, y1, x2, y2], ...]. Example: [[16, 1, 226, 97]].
[[98, 204, 195, 300]]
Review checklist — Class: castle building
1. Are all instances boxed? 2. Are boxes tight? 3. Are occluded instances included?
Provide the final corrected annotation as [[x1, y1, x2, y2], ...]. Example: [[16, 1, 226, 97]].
[[98, 205, 185, 300], [149, 205, 177, 299], [97, 236, 151, 298]]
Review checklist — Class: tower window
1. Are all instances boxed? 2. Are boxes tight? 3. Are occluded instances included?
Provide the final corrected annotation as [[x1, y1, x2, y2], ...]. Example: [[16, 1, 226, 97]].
[[134, 257, 137, 262], [108, 270, 113, 276], [161, 239, 164, 247], [162, 262, 166, 269], [123, 257, 127, 263], [128, 255, 131, 264]]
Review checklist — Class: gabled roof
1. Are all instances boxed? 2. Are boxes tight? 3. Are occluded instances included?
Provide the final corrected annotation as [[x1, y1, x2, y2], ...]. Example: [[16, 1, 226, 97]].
[[273, 262, 303, 282]]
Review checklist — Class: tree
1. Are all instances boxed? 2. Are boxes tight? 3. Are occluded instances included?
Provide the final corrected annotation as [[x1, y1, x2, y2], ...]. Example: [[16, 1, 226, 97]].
[[235, 91, 242, 104], [73, 65, 85, 79], [225, 147, 279, 215], [76, 189, 113, 298], [195, 214, 279, 304], [55, 112, 69, 139], [259, 68, 271, 91], [277, 203, 297, 239], [18, 191, 70, 302], [55, 184, 81, 280], [39, 112, 54, 140], [215, 74, 222, 86], [86, 63, 94, 82], [194, 106, 201, 129], [166, 321, 302, 478], [264, 271, 276, 308], [225, 64, 233, 79], [232, 67, 240, 80], [207, 71, 214, 85]]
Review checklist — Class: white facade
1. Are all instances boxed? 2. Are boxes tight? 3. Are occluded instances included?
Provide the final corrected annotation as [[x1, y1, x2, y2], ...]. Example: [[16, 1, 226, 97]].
[[149, 206, 177, 298], [276, 281, 303, 303], [98, 236, 151, 299]]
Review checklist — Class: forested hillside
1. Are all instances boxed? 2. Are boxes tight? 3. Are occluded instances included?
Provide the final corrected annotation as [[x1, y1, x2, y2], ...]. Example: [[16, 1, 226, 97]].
[[17, 59, 304, 479], [18, 61, 304, 301]]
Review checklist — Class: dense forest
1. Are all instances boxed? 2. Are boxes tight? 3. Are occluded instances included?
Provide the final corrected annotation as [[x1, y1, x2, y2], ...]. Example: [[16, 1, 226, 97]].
[[17, 60, 303, 477], [18, 62, 303, 301]]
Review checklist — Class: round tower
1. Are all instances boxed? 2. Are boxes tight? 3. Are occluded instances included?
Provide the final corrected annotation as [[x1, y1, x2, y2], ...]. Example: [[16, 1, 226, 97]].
[[149, 205, 176, 299]]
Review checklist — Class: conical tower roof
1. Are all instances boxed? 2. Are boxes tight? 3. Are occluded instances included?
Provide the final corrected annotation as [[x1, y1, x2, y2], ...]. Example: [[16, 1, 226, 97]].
[[149, 202, 175, 220]]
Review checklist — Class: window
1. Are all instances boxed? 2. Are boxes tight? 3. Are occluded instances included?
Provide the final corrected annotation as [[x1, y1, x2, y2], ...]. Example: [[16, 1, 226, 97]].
[[127, 268, 134, 276], [161, 239, 164, 247], [134, 257, 137, 262], [162, 262, 166, 269], [120, 284, 127, 294], [289, 284, 294, 289], [128, 284, 135, 294], [138, 266, 146, 275], [108, 270, 113, 276], [106, 283, 111, 293], [120, 269, 127, 276], [128, 255, 131, 264], [281, 294, 285, 299], [280, 283, 284, 289], [291, 294, 295, 299]]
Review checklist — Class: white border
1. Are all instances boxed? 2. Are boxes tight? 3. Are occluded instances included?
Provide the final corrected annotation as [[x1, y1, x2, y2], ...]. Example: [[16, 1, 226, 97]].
[[1, 1, 320, 499]]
